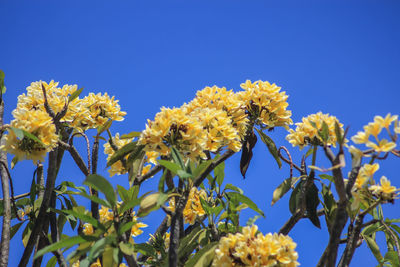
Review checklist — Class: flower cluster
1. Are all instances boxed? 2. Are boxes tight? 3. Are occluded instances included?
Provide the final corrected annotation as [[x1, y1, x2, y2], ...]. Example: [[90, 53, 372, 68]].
[[351, 113, 397, 153], [139, 81, 292, 160], [71, 92, 126, 131], [103, 133, 135, 177], [168, 187, 207, 225], [286, 112, 344, 149], [353, 163, 380, 189], [369, 176, 399, 201], [3, 81, 126, 163], [213, 225, 299, 267], [238, 80, 293, 129]]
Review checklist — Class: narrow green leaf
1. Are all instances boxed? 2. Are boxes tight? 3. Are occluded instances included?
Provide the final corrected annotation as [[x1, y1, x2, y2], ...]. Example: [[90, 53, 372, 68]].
[[214, 161, 225, 186], [158, 159, 181, 174], [107, 141, 142, 167], [45, 256, 57, 267], [199, 198, 212, 216], [240, 131, 257, 178], [318, 121, 329, 142], [78, 192, 111, 208], [177, 169, 192, 179], [10, 127, 24, 139], [34, 235, 97, 259], [97, 120, 113, 135], [11, 156, 18, 169], [224, 184, 243, 194], [88, 238, 108, 261], [84, 174, 116, 207], [134, 243, 156, 256], [256, 128, 282, 169], [185, 242, 218, 267], [171, 146, 185, 170], [289, 180, 303, 214], [384, 250, 400, 266], [119, 198, 140, 215], [178, 227, 203, 260], [62, 209, 106, 231], [334, 121, 343, 145], [10, 222, 25, 239], [319, 174, 335, 183], [226, 192, 265, 217], [363, 234, 384, 263], [68, 87, 83, 102], [119, 242, 135, 256], [271, 177, 300, 206], [117, 185, 129, 202], [192, 160, 212, 178], [246, 215, 260, 226], [120, 131, 142, 139], [305, 183, 321, 228]]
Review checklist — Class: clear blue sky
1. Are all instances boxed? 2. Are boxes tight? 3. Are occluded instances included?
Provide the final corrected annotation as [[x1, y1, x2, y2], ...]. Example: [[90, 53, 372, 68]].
[[1, 1, 400, 266]]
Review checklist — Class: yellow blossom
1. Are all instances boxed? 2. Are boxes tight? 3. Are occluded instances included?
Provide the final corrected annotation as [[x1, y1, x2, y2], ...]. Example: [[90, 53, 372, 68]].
[[141, 164, 151, 176], [369, 176, 398, 200], [83, 223, 94, 235], [374, 113, 398, 129], [238, 80, 292, 129], [286, 112, 344, 149], [213, 225, 299, 267], [103, 133, 134, 177], [351, 131, 370, 144], [90, 259, 101, 267], [99, 206, 113, 223], [130, 211, 148, 237], [366, 139, 396, 153], [168, 187, 207, 225]]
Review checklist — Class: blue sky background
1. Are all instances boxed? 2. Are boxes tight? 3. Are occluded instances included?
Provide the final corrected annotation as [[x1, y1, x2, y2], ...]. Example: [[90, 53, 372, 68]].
[[1, 1, 400, 266]]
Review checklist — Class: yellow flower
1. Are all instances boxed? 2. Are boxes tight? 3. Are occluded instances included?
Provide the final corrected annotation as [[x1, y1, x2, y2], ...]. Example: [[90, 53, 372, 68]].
[[168, 187, 206, 225], [369, 176, 398, 200], [351, 131, 370, 144], [353, 163, 379, 190], [374, 113, 398, 129], [366, 139, 396, 153], [213, 225, 299, 267], [103, 133, 134, 177], [83, 223, 94, 235], [71, 92, 126, 131], [90, 259, 101, 267], [99, 206, 113, 223], [141, 165, 151, 176], [131, 212, 148, 237], [238, 80, 292, 129], [364, 121, 382, 138], [286, 112, 344, 149]]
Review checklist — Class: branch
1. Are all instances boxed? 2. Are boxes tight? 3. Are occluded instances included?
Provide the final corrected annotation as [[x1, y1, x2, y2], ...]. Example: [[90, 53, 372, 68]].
[[90, 136, 100, 221], [278, 146, 303, 175], [133, 165, 163, 185], [0, 100, 11, 267], [59, 140, 89, 176]]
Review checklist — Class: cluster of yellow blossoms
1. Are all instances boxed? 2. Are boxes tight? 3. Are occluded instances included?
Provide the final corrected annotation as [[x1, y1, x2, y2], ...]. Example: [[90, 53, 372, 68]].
[[168, 187, 207, 225], [82, 206, 147, 238], [351, 113, 398, 153], [3, 81, 126, 163], [286, 112, 344, 149], [351, 163, 399, 211], [213, 225, 299, 267], [139, 81, 292, 160]]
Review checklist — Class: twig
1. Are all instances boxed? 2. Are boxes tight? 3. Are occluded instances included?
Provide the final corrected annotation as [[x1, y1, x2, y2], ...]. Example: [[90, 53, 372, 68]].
[[380, 219, 400, 264], [133, 165, 163, 185], [59, 140, 89, 176], [278, 146, 302, 175], [71, 132, 91, 173]]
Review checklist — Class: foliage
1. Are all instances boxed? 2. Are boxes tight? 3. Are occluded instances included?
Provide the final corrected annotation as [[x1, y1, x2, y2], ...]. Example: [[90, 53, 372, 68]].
[[0, 74, 399, 267]]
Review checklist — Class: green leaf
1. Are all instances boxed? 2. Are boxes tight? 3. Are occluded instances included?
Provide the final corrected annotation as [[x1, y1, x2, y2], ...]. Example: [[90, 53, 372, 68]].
[[192, 160, 212, 178], [97, 120, 113, 135], [138, 193, 164, 217], [318, 121, 329, 142], [128, 150, 145, 185], [185, 242, 218, 267], [256, 128, 282, 169], [240, 131, 257, 178], [107, 141, 142, 167], [117, 185, 129, 202], [319, 174, 335, 183], [68, 87, 83, 102], [46, 256, 57, 267], [62, 209, 106, 232], [309, 120, 317, 129], [224, 184, 243, 194], [84, 174, 116, 207], [119, 242, 135, 256], [178, 227, 204, 260], [305, 146, 314, 158], [11, 127, 24, 139], [305, 183, 321, 228], [199, 197, 212, 216], [226, 192, 265, 217], [88, 237, 108, 261], [30, 174, 36, 206], [134, 243, 156, 256], [118, 221, 136, 235], [246, 215, 260, 226], [34, 235, 97, 259], [363, 234, 384, 263], [119, 198, 140, 215], [10, 222, 25, 239], [177, 169, 192, 179], [171, 146, 185, 170], [334, 121, 343, 145], [214, 161, 225, 186], [120, 131, 141, 139], [289, 180, 303, 214], [383, 250, 400, 266], [271, 177, 301, 206], [11, 127, 45, 145], [78, 192, 111, 208], [158, 159, 181, 174], [321, 184, 337, 229]]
